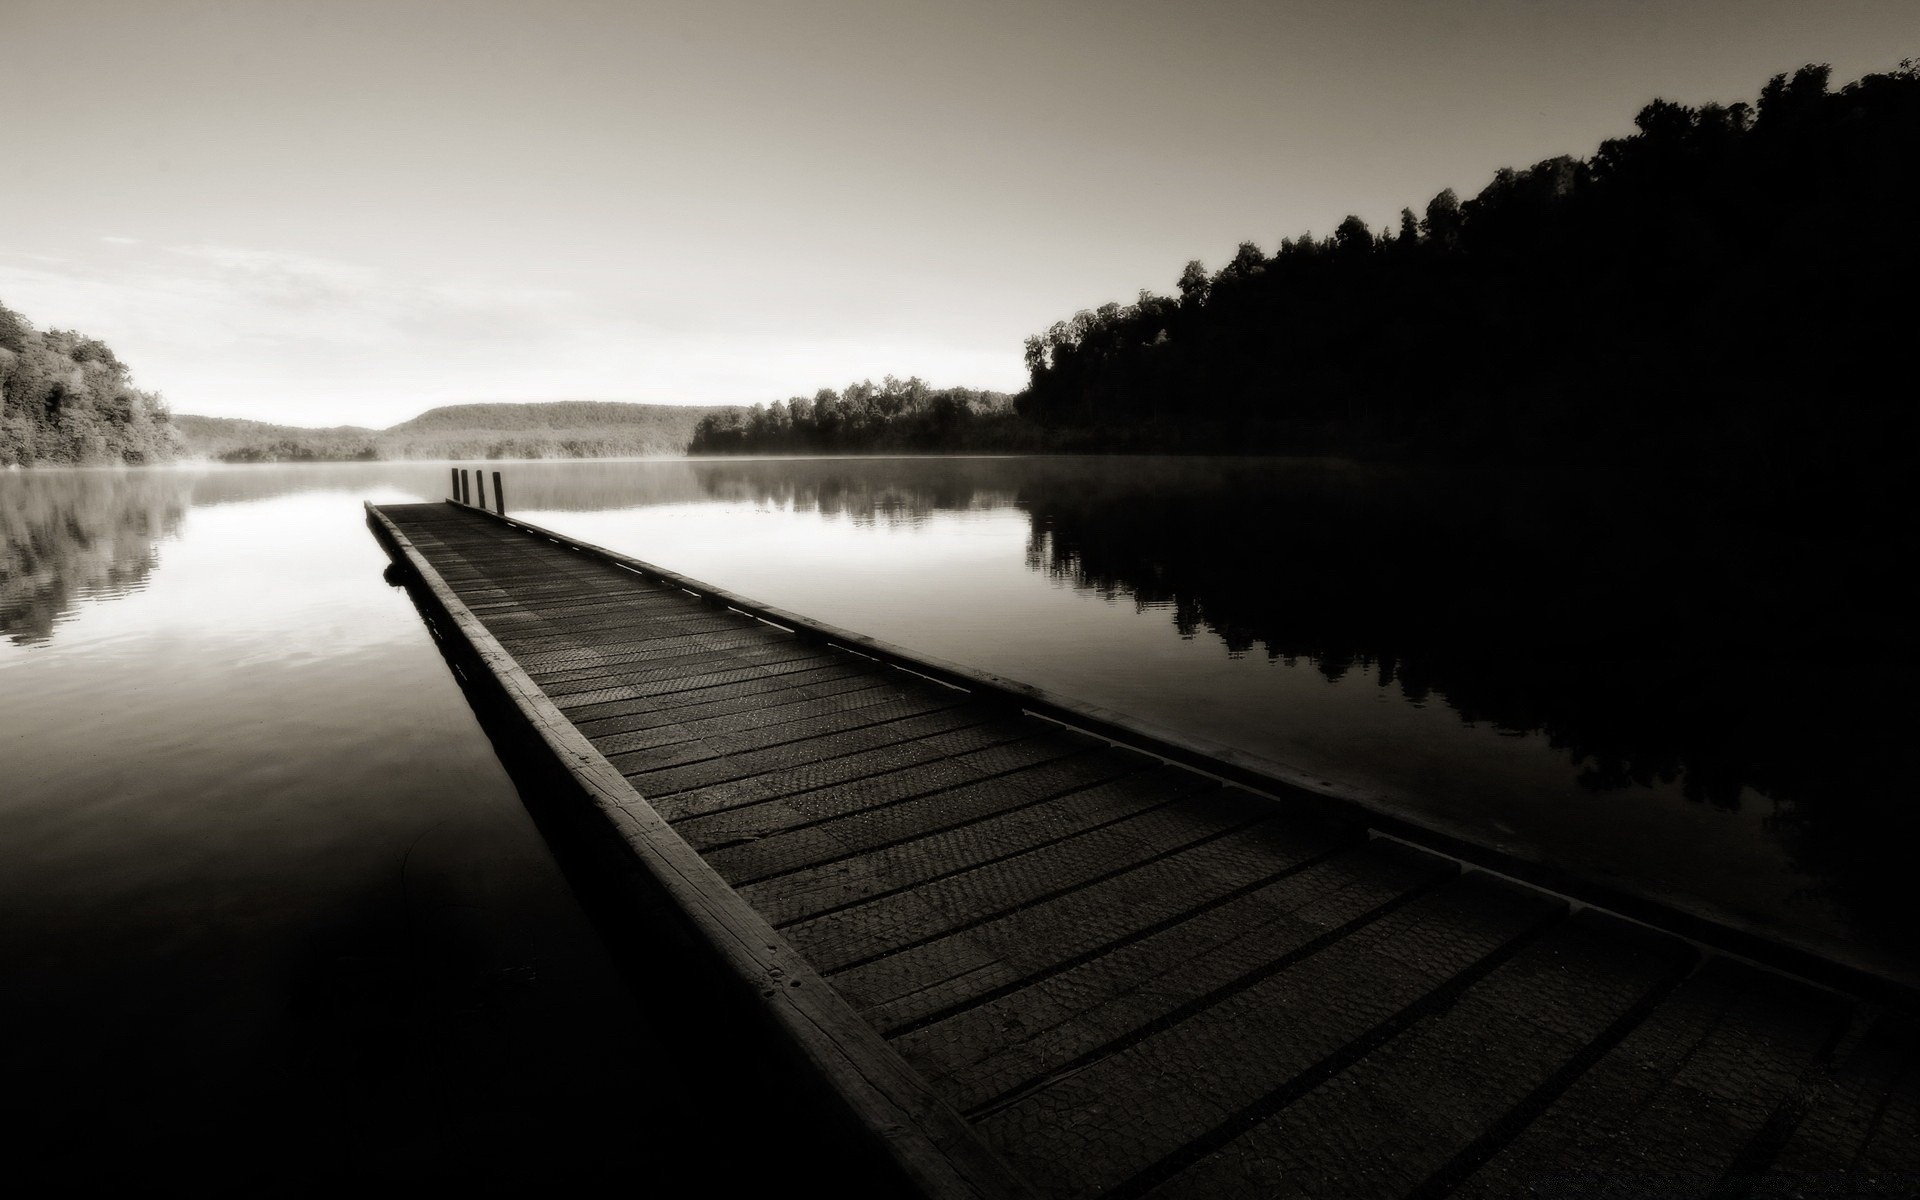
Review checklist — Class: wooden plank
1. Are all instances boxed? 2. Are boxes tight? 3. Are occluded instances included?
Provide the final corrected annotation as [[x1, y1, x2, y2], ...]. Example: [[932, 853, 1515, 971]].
[[572, 665, 886, 733], [366, 503, 1031, 1200], [892, 841, 1455, 1114], [649, 718, 1045, 824], [526, 629, 789, 683], [766, 775, 1256, 971], [1450, 958, 1846, 1199], [554, 651, 870, 712], [604, 689, 972, 775], [674, 729, 1094, 852], [624, 702, 1011, 796], [495, 612, 747, 655], [668, 721, 1075, 840], [512, 616, 792, 670], [473, 590, 703, 625], [747, 761, 1206, 928], [971, 875, 1562, 1199], [1141, 913, 1694, 1200], [586, 676, 918, 758], [1751, 1014, 1920, 1197], [482, 603, 737, 641], [829, 812, 1361, 1026], [538, 642, 835, 698], [708, 745, 1149, 886]]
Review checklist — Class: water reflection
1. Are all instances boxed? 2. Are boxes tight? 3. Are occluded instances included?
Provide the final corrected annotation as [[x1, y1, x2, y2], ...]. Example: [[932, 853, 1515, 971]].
[[185, 458, 710, 512], [1, 457, 1908, 970], [687, 456, 1913, 960], [0, 469, 192, 644], [698, 457, 1022, 524]]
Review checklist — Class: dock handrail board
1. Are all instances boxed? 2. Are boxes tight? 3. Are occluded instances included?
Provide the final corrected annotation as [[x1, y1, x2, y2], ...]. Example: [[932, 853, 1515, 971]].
[[418, 498, 1915, 1009], [367, 502, 1033, 1200]]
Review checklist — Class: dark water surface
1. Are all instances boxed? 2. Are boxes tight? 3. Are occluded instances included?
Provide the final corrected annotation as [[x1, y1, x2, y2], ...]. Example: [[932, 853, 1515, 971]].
[[2, 457, 1910, 1178]]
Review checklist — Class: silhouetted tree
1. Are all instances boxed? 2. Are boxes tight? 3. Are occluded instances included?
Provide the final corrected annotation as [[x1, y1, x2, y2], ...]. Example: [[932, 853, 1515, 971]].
[[1009, 59, 1920, 471]]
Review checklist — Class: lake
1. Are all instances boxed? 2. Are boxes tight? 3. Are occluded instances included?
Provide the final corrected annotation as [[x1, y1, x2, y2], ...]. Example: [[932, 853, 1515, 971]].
[[2, 455, 1909, 1180]]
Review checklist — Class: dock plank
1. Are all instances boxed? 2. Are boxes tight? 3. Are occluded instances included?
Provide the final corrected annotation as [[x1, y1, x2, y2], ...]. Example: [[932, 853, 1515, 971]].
[[713, 745, 1152, 886], [974, 875, 1563, 1199], [890, 842, 1457, 1112], [1450, 959, 1846, 1199], [649, 718, 1045, 823], [675, 730, 1098, 854], [627, 702, 1011, 797], [1751, 1015, 1920, 1198], [831, 813, 1360, 1025], [1143, 913, 1693, 1200], [753, 767, 1232, 937]]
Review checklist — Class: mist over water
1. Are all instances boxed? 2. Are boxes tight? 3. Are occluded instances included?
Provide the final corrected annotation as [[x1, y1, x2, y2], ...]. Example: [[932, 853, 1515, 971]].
[[2, 458, 1909, 1082]]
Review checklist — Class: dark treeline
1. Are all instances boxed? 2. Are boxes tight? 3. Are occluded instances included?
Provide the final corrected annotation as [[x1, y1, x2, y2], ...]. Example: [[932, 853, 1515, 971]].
[[1017, 61, 1920, 467], [688, 376, 1030, 454], [0, 300, 182, 466]]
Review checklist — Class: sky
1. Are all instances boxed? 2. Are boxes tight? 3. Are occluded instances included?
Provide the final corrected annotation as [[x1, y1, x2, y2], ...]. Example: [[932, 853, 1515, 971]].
[[2, 0, 1914, 426]]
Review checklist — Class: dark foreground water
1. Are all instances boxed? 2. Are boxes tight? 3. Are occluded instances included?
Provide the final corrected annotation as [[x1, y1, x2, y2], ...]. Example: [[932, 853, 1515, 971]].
[[1, 456, 1910, 1180]]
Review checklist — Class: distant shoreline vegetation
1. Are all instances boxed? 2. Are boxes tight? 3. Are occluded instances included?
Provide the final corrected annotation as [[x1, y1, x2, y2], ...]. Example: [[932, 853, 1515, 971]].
[[688, 378, 1036, 455], [1, 301, 182, 466], [173, 402, 731, 463]]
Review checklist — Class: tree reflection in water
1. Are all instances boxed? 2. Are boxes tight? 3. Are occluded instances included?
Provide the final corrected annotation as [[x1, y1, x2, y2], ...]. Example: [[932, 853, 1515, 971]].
[[0, 469, 192, 645], [696, 455, 1913, 959]]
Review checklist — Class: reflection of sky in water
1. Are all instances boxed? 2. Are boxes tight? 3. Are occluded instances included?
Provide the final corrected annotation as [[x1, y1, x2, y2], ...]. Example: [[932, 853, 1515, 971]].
[[0, 459, 1900, 983], [1, 486, 509, 909], [0, 475, 759, 1185]]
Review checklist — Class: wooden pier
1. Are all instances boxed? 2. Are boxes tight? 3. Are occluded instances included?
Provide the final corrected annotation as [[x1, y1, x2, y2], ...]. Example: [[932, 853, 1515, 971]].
[[368, 497, 1917, 1200]]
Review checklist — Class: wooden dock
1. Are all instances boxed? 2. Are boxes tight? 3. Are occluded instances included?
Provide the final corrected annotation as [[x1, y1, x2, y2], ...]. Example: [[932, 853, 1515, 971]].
[[368, 497, 1918, 1200]]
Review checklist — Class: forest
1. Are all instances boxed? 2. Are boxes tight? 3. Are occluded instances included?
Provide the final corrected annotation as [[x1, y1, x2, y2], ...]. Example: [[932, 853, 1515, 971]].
[[688, 377, 1027, 454], [1012, 60, 1918, 470], [0, 301, 182, 466]]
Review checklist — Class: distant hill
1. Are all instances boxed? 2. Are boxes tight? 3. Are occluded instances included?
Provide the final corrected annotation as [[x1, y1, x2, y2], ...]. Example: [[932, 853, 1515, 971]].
[[173, 416, 380, 462], [175, 401, 738, 462]]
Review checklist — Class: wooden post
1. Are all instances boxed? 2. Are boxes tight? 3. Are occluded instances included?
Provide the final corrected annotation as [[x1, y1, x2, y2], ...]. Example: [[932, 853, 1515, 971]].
[[460, 469, 470, 505], [450, 466, 459, 500], [474, 471, 486, 509], [493, 471, 505, 516]]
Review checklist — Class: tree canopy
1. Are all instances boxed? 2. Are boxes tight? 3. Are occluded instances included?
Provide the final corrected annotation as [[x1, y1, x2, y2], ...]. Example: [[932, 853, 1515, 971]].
[[0, 300, 182, 466], [689, 376, 1027, 454], [1013, 60, 1920, 471]]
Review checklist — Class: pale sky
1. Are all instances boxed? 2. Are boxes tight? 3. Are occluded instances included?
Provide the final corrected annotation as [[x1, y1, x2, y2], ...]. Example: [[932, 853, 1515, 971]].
[[2, 0, 1912, 426]]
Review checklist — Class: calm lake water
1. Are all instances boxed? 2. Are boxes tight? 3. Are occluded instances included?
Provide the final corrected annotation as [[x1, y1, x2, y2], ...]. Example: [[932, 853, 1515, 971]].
[[1, 455, 1909, 1177]]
